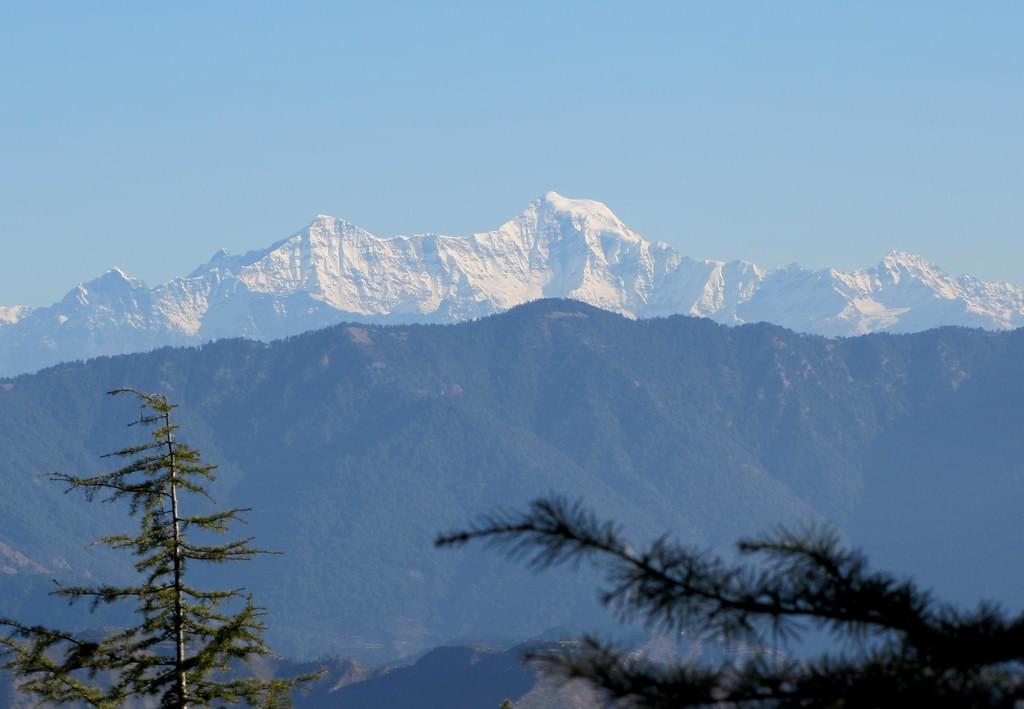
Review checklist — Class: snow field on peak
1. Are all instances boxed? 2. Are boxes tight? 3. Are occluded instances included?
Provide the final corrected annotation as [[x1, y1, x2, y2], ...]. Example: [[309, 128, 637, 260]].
[[0, 305, 31, 326], [0, 193, 1022, 376]]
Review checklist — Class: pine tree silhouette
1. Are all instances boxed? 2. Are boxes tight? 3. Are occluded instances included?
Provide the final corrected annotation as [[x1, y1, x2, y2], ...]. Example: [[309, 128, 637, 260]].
[[438, 496, 1024, 707]]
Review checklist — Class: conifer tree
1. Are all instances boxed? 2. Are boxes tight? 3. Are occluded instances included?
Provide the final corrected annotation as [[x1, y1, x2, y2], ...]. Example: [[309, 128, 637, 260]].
[[0, 389, 319, 708], [438, 496, 1024, 707]]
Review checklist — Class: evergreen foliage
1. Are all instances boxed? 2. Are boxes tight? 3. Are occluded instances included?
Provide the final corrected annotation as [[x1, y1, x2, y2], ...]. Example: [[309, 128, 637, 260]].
[[0, 389, 317, 708], [438, 496, 1024, 707]]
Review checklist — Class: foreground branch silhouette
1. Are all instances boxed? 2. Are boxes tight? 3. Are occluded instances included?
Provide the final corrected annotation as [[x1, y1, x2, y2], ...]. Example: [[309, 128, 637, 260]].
[[437, 496, 1024, 707], [1, 389, 319, 708]]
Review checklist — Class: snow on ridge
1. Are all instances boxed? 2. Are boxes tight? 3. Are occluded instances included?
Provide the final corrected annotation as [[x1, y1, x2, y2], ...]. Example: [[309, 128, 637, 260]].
[[89, 267, 145, 289], [538, 191, 639, 237], [0, 305, 31, 325], [0, 192, 1022, 376]]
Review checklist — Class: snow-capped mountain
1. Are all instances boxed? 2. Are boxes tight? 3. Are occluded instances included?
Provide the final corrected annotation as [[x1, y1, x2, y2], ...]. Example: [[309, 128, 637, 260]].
[[2, 191, 1022, 376]]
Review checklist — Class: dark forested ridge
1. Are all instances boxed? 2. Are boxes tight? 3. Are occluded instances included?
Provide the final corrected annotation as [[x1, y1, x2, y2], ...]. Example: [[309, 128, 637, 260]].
[[1, 299, 1021, 661]]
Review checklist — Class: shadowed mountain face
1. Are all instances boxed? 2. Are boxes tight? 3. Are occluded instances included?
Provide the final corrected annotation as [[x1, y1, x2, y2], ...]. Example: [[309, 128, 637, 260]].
[[299, 645, 536, 709], [0, 300, 1021, 662], [290, 641, 602, 709], [2, 193, 1022, 377]]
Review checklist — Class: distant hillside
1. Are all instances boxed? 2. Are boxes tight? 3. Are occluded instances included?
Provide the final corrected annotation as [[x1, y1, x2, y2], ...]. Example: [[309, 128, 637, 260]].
[[1, 299, 1021, 662]]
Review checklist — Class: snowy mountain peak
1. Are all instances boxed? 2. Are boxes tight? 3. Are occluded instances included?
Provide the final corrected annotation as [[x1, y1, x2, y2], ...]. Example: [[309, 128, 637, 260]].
[[539, 190, 618, 221], [109, 266, 135, 281], [870, 251, 970, 297], [527, 191, 642, 243], [83, 267, 144, 292], [880, 250, 936, 272], [0, 194, 1022, 377], [308, 213, 350, 230]]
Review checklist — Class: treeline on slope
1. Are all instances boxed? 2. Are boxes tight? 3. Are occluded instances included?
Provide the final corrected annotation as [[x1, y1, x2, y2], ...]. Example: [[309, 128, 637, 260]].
[[0, 299, 1021, 661]]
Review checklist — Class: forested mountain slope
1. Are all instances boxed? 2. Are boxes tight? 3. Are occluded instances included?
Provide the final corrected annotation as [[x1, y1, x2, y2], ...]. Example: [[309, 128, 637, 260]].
[[1, 300, 1021, 660]]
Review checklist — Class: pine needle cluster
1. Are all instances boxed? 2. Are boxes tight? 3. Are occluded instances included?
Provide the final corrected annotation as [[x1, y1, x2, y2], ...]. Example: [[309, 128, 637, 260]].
[[437, 496, 1024, 707]]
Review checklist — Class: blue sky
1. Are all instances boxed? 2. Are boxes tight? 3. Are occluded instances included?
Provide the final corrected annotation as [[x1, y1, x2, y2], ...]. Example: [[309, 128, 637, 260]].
[[2, 2, 1022, 305]]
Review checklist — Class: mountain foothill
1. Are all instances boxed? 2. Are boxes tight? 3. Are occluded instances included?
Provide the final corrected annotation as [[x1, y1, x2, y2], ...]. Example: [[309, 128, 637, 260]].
[[1, 298, 1022, 668]]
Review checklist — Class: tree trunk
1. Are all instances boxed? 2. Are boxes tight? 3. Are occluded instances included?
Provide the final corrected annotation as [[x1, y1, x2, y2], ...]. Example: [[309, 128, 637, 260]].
[[165, 412, 189, 709]]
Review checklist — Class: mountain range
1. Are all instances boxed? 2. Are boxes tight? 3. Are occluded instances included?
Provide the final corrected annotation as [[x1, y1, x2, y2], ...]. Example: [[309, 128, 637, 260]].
[[2, 300, 1022, 663], [1, 192, 1021, 376]]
